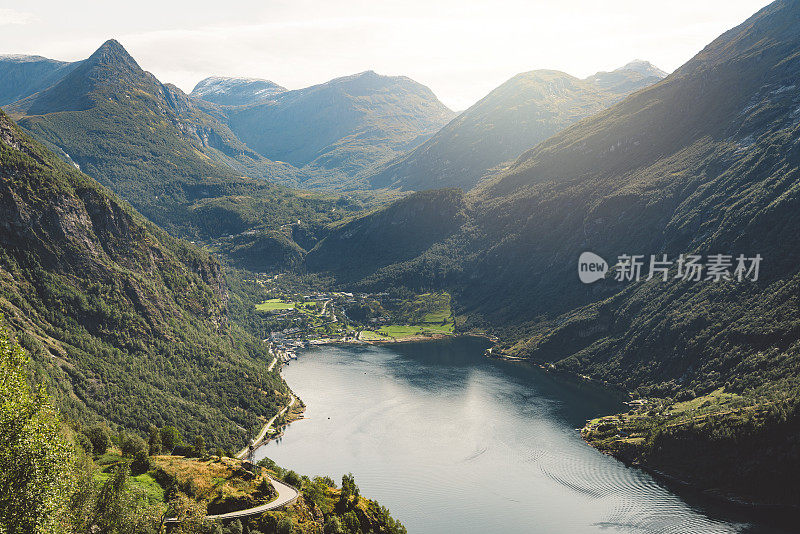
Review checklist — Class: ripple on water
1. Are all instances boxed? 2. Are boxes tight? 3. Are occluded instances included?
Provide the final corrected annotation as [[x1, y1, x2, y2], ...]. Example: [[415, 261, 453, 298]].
[[535, 447, 747, 533], [261, 344, 774, 534]]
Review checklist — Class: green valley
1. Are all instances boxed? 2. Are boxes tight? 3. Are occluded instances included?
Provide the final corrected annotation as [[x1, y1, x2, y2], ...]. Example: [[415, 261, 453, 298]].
[[3, 0, 800, 530]]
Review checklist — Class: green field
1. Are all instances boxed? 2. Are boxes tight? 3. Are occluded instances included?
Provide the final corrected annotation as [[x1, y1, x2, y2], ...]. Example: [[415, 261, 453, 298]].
[[419, 322, 454, 334], [94, 471, 165, 504], [359, 330, 385, 341], [421, 304, 451, 324], [369, 322, 454, 340], [379, 325, 425, 338], [255, 298, 295, 312]]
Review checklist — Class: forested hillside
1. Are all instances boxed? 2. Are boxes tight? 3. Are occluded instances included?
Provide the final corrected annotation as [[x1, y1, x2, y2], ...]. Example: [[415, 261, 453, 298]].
[[306, 188, 467, 283], [312, 0, 800, 398], [0, 40, 381, 270], [0, 109, 289, 449]]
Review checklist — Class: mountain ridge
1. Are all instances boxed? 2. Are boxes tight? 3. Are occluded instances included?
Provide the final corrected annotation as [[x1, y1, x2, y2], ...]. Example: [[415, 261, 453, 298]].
[[223, 69, 455, 187], [0, 54, 79, 107], [367, 62, 665, 192]]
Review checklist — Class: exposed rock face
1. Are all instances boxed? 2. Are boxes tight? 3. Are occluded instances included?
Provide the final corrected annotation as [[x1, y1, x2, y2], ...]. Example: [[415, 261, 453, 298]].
[[0, 110, 287, 447]]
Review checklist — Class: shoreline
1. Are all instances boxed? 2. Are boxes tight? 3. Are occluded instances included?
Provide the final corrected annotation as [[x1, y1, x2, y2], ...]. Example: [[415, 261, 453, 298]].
[[582, 436, 800, 517], [236, 395, 302, 460], [270, 336, 797, 529], [307, 331, 489, 346], [481, 348, 795, 515]]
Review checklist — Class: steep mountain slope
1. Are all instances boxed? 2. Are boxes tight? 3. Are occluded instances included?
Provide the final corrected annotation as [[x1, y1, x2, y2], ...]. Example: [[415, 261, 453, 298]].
[[367, 64, 664, 192], [306, 188, 467, 283], [0, 110, 289, 448], [1, 40, 368, 263], [315, 0, 800, 396], [190, 76, 286, 106], [224, 71, 455, 187], [306, 1, 800, 503], [0, 54, 78, 106]]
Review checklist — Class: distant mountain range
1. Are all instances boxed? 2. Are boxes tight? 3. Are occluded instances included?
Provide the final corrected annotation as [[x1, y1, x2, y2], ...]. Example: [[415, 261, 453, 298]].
[[368, 63, 666, 191], [584, 60, 667, 93], [190, 76, 287, 106], [0, 44, 665, 196], [0, 43, 455, 192], [220, 70, 455, 187], [0, 54, 79, 106]]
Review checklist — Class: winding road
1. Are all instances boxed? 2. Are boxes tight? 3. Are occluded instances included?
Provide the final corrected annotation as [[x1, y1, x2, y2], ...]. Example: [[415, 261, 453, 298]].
[[236, 396, 296, 460], [164, 475, 299, 523], [166, 395, 300, 524], [203, 476, 299, 521]]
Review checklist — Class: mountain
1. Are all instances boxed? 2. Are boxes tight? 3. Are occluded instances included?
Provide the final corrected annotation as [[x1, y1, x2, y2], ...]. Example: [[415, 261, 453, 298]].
[[4, 40, 301, 193], [224, 70, 455, 187], [0, 54, 78, 106], [307, 0, 800, 504], [1, 40, 368, 265], [368, 64, 664, 192], [190, 75, 287, 106], [331, 0, 800, 392], [306, 188, 467, 282], [584, 60, 667, 94], [0, 109, 289, 448], [616, 59, 667, 78]]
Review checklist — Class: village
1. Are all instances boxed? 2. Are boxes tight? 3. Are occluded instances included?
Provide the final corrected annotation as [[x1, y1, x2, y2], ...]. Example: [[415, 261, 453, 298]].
[[255, 290, 457, 361]]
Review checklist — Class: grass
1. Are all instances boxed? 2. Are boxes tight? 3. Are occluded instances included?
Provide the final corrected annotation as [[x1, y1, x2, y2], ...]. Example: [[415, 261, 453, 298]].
[[151, 455, 276, 514], [369, 322, 454, 340], [422, 310, 450, 323], [131, 473, 165, 503], [419, 322, 455, 334], [359, 330, 384, 341], [378, 325, 425, 338], [94, 467, 165, 505], [96, 450, 124, 466], [582, 388, 751, 457], [666, 388, 741, 415], [255, 298, 295, 312]]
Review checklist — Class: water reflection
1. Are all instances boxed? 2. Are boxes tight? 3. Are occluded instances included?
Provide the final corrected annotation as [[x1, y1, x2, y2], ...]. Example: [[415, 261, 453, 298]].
[[258, 339, 791, 534]]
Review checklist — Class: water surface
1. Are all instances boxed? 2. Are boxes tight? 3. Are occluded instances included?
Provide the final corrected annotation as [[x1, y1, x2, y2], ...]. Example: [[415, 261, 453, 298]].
[[257, 338, 785, 533]]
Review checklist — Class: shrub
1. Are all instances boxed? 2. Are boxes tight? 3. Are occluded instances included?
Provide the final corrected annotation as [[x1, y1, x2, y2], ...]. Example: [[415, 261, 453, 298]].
[[121, 434, 148, 458], [83, 424, 112, 455], [283, 470, 302, 488], [131, 450, 151, 475]]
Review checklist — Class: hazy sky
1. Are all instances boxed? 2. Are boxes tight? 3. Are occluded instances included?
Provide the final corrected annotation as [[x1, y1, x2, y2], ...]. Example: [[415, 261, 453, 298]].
[[0, 0, 774, 109]]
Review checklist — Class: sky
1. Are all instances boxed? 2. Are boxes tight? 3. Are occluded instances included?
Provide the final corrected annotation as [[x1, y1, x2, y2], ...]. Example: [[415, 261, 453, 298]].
[[0, 0, 775, 110]]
